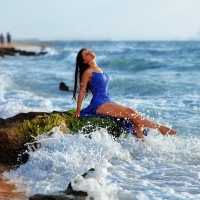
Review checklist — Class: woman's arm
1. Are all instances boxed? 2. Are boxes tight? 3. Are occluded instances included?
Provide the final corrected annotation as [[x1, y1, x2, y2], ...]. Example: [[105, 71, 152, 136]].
[[71, 70, 91, 118]]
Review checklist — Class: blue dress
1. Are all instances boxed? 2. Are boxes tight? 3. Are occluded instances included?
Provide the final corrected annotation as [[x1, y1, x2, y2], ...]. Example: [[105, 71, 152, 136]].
[[80, 72, 114, 115], [80, 72, 135, 135]]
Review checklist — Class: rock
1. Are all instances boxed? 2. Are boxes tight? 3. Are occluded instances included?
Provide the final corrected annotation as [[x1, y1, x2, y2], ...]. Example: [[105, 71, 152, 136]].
[[29, 194, 83, 200], [59, 82, 73, 92], [38, 51, 48, 56], [0, 111, 67, 165], [64, 168, 95, 197], [0, 47, 47, 58], [19, 50, 36, 56], [0, 110, 123, 165], [29, 168, 95, 200]]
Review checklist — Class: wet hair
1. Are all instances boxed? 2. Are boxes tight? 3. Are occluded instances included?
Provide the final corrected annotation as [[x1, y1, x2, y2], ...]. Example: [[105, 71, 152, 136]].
[[73, 48, 90, 100]]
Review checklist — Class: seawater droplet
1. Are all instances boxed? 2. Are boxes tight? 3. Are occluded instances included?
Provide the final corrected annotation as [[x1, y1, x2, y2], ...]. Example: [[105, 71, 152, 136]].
[[193, 106, 197, 110]]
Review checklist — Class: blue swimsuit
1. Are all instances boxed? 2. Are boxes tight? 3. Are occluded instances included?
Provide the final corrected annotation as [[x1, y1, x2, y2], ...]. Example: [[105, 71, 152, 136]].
[[80, 72, 135, 135]]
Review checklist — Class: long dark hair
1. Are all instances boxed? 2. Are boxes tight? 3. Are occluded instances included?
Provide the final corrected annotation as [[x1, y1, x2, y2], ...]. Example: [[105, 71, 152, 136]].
[[73, 48, 90, 100]]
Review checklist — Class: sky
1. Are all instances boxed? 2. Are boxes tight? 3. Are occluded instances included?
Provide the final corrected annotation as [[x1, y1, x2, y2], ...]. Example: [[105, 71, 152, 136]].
[[1, 0, 200, 41]]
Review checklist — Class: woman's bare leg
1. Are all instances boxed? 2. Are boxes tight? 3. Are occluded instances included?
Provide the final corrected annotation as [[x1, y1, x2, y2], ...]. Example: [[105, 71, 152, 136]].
[[96, 103, 178, 139]]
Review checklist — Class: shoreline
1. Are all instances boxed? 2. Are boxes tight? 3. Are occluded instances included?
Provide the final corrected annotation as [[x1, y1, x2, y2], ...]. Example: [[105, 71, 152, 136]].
[[0, 163, 28, 200], [0, 41, 50, 57], [0, 40, 49, 199], [0, 41, 50, 48], [0, 41, 51, 53]]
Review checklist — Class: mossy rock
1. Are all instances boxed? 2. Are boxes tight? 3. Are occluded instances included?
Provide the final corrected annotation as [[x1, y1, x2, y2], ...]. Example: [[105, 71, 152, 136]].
[[18, 113, 67, 142], [0, 110, 124, 164], [18, 110, 123, 143], [64, 110, 123, 137]]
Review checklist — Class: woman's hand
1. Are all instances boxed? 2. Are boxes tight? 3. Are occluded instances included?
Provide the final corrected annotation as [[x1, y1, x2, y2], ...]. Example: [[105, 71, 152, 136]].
[[71, 70, 91, 119], [71, 110, 80, 118]]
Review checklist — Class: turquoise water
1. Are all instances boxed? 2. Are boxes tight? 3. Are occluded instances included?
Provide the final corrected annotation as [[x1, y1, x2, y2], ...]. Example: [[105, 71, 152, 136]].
[[1, 41, 200, 199]]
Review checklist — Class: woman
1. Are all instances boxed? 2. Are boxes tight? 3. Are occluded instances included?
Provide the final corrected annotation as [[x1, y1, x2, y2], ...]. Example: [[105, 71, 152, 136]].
[[71, 48, 178, 140]]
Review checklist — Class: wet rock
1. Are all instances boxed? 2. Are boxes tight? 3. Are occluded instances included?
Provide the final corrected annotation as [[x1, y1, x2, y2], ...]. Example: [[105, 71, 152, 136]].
[[59, 82, 73, 92], [0, 47, 47, 57], [29, 168, 95, 200], [29, 193, 84, 200], [0, 111, 67, 165], [0, 110, 123, 165]]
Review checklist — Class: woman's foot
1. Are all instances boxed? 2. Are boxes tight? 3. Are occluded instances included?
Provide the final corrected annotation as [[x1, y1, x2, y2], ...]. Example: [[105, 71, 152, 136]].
[[159, 126, 178, 136], [134, 126, 145, 141]]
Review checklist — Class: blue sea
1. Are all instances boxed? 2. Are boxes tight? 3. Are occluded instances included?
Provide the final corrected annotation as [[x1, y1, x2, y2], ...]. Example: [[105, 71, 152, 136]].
[[1, 41, 200, 200]]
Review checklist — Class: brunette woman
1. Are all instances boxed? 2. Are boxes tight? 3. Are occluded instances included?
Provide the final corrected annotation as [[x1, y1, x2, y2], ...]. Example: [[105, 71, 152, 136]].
[[72, 48, 178, 140]]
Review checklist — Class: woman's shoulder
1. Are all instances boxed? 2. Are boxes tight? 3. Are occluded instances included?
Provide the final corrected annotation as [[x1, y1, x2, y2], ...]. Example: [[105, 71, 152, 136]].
[[82, 69, 93, 80], [84, 69, 92, 76], [83, 68, 104, 77]]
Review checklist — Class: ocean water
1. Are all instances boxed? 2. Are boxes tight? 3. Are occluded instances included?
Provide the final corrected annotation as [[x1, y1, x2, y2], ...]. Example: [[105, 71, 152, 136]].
[[1, 41, 200, 200]]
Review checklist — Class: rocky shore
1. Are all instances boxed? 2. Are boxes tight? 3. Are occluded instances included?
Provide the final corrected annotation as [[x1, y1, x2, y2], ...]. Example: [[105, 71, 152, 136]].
[[0, 47, 47, 57]]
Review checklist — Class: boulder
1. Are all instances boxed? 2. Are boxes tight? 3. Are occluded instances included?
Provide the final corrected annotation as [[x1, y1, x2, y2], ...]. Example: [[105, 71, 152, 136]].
[[29, 168, 95, 200], [0, 110, 123, 165]]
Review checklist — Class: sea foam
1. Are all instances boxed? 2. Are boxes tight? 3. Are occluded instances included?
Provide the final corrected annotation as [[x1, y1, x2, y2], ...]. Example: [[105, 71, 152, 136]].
[[3, 127, 200, 199]]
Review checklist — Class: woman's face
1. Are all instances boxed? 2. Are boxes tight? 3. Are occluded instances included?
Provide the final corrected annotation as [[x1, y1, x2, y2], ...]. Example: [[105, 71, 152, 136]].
[[82, 49, 96, 64]]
